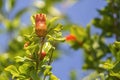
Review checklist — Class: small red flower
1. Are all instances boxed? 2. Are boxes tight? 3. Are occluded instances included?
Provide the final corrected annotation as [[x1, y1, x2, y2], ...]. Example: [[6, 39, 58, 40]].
[[34, 13, 47, 37], [66, 34, 76, 41], [40, 51, 46, 60]]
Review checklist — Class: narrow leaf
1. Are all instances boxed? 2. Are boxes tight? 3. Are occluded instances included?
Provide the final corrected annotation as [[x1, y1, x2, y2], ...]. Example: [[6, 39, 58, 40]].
[[54, 23, 63, 31]]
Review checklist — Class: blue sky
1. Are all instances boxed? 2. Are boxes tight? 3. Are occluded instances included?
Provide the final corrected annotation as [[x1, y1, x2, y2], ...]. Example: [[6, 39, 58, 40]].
[[0, 0, 107, 80]]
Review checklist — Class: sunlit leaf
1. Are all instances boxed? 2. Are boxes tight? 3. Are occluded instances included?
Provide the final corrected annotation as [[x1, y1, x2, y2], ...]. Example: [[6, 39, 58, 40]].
[[99, 60, 114, 70], [49, 17, 59, 24], [15, 56, 31, 62], [49, 74, 59, 80], [110, 71, 120, 79], [31, 16, 35, 25], [44, 65, 52, 76], [47, 35, 65, 42], [47, 17, 60, 29], [5, 65, 19, 79], [43, 42, 52, 53], [114, 41, 120, 49], [19, 62, 34, 75], [54, 23, 63, 31]]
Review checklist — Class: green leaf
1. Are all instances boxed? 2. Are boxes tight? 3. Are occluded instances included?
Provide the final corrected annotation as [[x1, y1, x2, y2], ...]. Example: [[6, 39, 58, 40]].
[[54, 37, 65, 42], [12, 18, 20, 28], [47, 35, 65, 42], [54, 31, 62, 37], [10, 0, 16, 9], [15, 56, 31, 62], [110, 42, 120, 60], [86, 23, 91, 37], [25, 50, 31, 55], [5, 65, 19, 79], [47, 17, 60, 29], [109, 44, 117, 57], [116, 51, 120, 61], [49, 74, 59, 80], [70, 70, 77, 80], [25, 43, 39, 50], [25, 43, 39, 54], [49, 17, 59, 24], [43, 42, 52, 53], [19, 63, 33, 74], [31, 16, 35, 25], [30, 70, 40, 80], [112, 61, 120, 72], [24, 34, 32, 41], [114, 41, 120, 49], [99, 60, 114, 70], [7, 0, 16, 11], [0, 72, 9, 80], [102, 62, 114, 70], [54, 24, 63, 31], [44, 65, 52, 76], [0, 0, 3, 9], [11, 0, 16, 6], [110, 71, 120, 79]]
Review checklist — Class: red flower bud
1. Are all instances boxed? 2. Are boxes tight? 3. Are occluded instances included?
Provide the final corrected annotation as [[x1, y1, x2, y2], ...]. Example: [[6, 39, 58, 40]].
[[34, 13, 47, 37], [66, 34, 76, 41], [24, 41, 30, 49], [40, 51, 46, 60]]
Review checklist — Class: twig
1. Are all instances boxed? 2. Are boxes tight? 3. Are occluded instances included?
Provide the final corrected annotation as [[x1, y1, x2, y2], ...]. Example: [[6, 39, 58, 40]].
[[36, 37, 45, 71], [48, 48, 54, 65], [43, 45, 54, 80], [43, 75, 47, 80]]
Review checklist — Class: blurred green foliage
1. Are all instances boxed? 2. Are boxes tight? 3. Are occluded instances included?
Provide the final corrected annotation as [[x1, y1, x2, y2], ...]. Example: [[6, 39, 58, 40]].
[[66, 0, 120, 79]]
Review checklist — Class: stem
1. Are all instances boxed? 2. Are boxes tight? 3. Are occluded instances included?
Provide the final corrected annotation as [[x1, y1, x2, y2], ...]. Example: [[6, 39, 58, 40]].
[[43, 75, 47, 80], [48, 49, 54, 65], [43, 47, 54, 80], [36, 37, 45, 71], [39, 37, 45, 60]]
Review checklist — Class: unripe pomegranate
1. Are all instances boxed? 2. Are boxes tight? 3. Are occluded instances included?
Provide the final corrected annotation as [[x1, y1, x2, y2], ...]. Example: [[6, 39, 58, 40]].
[[34, 13, 47, 37]]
